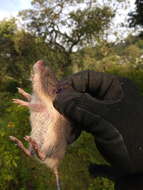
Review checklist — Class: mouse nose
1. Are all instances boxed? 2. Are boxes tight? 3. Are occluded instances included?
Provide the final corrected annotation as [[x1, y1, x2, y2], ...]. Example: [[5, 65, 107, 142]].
[[36, 60, 45, 66], [33, 60, 46, 71]]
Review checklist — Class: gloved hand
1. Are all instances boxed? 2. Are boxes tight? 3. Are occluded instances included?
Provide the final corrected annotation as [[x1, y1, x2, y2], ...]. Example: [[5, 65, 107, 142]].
[[53, 70, 143, 185], [53, 70, 123, 125], [54, 86, 109, 130], [53, 86, 131, 174]]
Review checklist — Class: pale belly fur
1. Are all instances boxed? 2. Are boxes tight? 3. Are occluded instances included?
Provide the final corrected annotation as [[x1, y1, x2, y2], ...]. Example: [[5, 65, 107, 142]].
[[29, 95, 71, 169]]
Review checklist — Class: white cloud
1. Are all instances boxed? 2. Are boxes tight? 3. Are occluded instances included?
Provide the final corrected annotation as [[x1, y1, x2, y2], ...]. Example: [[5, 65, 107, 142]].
[[0, 10, 18, 20], [19, 0, 31, 9]]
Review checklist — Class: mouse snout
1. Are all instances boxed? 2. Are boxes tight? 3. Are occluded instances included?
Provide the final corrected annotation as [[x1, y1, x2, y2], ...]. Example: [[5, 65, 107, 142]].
[[33, 60, 46, 72], [36, 60, 45, 66]]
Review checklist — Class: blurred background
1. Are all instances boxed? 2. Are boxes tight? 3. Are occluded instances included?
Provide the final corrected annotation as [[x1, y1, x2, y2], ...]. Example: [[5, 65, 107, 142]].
[[0, 0, 143, 189]]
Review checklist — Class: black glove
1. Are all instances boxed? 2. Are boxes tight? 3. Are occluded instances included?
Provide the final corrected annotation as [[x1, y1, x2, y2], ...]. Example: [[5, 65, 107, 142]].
[[88, 163, 124, 181], [54, 87, 109, 129], [53, 87, 131, 174], [53, 71, 143, 178]]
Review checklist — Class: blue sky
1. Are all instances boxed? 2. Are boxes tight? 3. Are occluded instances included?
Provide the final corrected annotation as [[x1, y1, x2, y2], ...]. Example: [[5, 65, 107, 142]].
[[0, 0, 135, 21], [0, 0, 31, 20], [0, 0, 136, 42]]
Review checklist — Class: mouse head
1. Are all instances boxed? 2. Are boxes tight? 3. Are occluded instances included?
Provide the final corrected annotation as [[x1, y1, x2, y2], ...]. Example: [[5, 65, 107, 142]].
[[32, 60, 58, 97]]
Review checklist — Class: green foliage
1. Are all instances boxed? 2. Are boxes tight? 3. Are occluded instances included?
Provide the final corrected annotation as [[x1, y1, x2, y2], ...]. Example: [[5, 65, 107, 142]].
[[0, 102, 28, 190], [0, 18, 17, 41]]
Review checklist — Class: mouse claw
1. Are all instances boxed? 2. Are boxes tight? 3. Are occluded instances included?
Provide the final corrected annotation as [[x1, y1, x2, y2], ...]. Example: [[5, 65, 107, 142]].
[[17, 88, 32, 101], [24, 136, 31, 141], [24, 136, 46, 161], [10, 136, 32, 157], [12, 99, 29, 107]]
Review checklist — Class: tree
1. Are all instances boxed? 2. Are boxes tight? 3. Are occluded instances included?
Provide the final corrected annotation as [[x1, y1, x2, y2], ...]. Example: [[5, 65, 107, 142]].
[[129, 0, 143, 29], [0, 18, 20, 81], [0, 19, 43, 88], [19, 0, 114, 71]]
